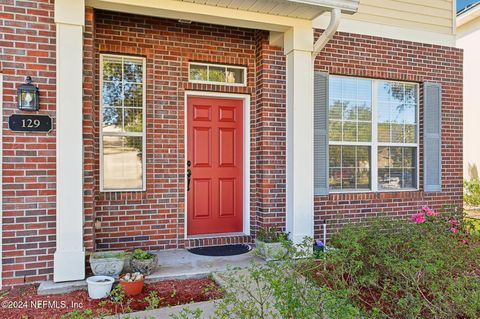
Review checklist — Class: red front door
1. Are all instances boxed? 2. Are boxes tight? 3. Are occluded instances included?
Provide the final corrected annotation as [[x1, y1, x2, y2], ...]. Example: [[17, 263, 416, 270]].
[[187, 97, 244, 235]]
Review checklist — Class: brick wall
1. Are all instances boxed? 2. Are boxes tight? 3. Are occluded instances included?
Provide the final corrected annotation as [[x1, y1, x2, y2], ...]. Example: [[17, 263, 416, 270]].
[[90, 10, 261, 251], [0, 4, 463, 287], [254, 31, 287, 231], [0, 0, 56, 286], [312, 31, 463, 239]]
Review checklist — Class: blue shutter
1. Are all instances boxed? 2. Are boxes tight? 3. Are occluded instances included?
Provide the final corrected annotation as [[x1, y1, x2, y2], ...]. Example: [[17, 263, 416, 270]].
[[314, 72, 329, 195], [423, 82, 442, 192]]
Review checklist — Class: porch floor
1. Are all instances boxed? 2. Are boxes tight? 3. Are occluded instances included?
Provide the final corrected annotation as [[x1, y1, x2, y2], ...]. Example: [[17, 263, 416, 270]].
[[38, 248, 262, 295]]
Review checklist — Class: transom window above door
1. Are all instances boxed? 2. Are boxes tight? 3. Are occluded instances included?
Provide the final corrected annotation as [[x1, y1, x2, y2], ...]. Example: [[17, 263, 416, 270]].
[[188, 62, 246, 86], [328, 76, 419, 192], [100, 54, 146, 191]]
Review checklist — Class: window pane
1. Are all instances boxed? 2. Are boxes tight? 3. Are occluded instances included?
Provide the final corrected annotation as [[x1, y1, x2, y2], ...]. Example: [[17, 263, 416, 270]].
[[403, 147, 416, 168], [404, 124, 416, 143], [390, 147, 403, 167], [378, 146, 417, 190], [377, 81, 418, 143], [329, 168, 341, 189], [209, 66, 226, 82], [103, 136, 143, 190], [102, 82, 122, 107], [358, 122, 371, 142], [357, 101, 371, 121], [329, 145, 341, 167], [329, 76, 372, 143], [328, 145, 371, 191], [342, 168, 355, 189], [391, 123, 404, 143], [103, 57, 122, 81], [190, 64, 207, 81], [356, 147, 370, 167], [342, 146, 356, 168], [342, 78, 356, 100], [329, 100, 343, 120], [124, 58, 143, 83], [343, 101, 356, 120], [357, 168, 370, 189], [377, 146, 389, 168], [101, 55, 145, 191], [124, 83, 143, 108], [329, 120, 342, 141], [226, 68, 244, 84], [343, 122, 357, 142], [124, 108, 143, 133], [102, 107, 123, 133], [403, 168, 416, 188]]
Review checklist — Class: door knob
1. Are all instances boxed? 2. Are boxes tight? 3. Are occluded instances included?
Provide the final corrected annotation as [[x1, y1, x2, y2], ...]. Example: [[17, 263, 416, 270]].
[[187, 160, 192, 191]]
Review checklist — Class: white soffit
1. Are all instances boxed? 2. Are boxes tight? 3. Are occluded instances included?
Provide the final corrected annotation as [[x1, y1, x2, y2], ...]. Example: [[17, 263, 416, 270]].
[[177, 0, 358, 19], [457, 2, 480, 28]]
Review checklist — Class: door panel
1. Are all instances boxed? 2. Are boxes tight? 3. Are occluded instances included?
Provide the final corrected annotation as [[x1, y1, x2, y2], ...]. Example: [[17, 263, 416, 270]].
[[193, 179, 211, 218], [193, 127, 211, 167], [219, 128, 235, 167], [187, 96, 243, 235]]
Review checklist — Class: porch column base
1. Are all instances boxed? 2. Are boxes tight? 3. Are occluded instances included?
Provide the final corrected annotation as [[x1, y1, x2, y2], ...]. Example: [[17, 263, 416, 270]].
[[53, 249, 86, 282]]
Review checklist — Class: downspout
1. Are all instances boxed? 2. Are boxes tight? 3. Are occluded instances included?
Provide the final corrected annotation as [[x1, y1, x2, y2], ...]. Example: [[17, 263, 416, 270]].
[[312, 8, 341, 60]]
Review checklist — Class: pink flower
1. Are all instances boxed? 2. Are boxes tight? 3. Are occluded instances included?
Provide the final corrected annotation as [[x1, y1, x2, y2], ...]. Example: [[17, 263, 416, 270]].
[[411, 213, 426, 224], [447, 219, 460, 227], [461, 239, 469, 245], [450, 227, 458, 234], [422, 206, 439, 217]]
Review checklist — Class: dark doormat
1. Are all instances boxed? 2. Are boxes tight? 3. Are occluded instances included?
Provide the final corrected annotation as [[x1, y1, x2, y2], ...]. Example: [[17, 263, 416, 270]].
[[188, 244, 251, 257]]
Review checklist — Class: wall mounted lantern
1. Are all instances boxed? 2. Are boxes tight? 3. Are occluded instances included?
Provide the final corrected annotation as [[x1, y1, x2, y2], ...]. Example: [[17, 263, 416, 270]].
[[17, 76, 40, 111]]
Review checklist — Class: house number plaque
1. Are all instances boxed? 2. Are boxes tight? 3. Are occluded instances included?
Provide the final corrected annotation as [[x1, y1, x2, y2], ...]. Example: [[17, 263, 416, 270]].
[[9, 114, 52, 132]]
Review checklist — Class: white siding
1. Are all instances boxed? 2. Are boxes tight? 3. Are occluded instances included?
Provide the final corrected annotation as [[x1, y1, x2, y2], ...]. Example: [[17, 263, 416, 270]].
[[457, 18, 480, 179]]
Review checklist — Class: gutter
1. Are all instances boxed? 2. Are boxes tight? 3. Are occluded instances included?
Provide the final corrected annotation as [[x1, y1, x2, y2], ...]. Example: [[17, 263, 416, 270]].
[[312, 8, 341, 60]]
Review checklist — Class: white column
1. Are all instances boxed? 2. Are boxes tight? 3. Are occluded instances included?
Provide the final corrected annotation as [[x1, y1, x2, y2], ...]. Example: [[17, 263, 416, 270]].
[[284, 26, 315, 245], [54, 0, 85, 282]]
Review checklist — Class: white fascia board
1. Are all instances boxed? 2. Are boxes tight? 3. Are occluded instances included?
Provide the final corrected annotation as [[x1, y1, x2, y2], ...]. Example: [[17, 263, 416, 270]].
[[314, 13, 456, 47], [86, 0, 313, 32], [457, 4, 480, 28]]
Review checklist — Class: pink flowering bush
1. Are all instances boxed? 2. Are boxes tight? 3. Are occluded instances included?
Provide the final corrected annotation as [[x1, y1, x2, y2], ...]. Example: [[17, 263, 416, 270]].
[[409, 205, 471, 239], [314, 205, 480, 319]]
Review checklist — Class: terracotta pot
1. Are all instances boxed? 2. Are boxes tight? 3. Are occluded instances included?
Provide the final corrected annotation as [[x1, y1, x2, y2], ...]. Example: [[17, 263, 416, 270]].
[[119, 277, 144, 297]]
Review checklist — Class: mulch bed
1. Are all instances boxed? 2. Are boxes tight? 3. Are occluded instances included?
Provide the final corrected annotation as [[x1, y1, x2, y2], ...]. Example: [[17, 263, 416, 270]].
[[0, 277, 222, 319]]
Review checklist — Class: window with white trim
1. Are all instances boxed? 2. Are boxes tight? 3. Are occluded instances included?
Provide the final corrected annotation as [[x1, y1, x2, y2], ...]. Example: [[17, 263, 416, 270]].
[[329, 76, 418, 192], [188, 62, 246, 86], [100, 55, 146, 191]]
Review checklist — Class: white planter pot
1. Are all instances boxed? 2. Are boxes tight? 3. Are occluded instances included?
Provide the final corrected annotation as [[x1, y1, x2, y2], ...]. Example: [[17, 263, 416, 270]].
[[255, 239, 288, 261], [86, 275, 114, 299], [89, 251, 125, 277]]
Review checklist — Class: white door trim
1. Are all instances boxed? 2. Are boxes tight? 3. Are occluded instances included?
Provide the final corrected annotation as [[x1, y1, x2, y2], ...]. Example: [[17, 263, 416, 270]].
[[184, 91, 251, 239]]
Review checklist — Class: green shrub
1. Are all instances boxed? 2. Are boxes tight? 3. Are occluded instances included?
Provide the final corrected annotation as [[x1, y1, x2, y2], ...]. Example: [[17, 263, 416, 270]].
[[464, 179, 480, 206], [256, 227, 289, 243], [131, 249, 155, 260], [314, 206, 480, 319]]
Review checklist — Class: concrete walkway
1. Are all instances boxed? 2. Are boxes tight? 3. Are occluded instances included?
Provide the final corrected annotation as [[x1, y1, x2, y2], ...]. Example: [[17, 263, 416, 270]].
[[105, 269, 276, 319], [39, 248, 262, 295]]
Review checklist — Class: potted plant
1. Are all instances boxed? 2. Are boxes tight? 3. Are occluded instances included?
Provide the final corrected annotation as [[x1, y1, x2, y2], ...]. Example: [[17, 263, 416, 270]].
[[86, 275, 114, 299], [89, 251, 126, 277], [130, 249, 157, 275], [119, 272, 144, 297], [255, 227, 289, 261]]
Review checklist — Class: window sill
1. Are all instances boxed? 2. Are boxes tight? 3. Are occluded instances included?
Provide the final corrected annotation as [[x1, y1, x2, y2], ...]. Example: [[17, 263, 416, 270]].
[[321, 187, 420, 195]]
